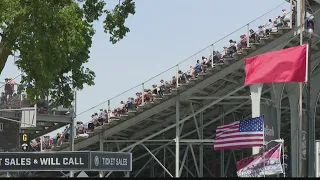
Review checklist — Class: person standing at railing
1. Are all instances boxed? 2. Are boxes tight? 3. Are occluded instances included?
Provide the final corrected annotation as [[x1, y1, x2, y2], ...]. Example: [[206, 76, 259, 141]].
[[4, 78, 13, 104]]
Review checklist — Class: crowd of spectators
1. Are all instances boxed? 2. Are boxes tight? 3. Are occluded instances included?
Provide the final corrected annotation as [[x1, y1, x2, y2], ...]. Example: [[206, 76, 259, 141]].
[[0, 78, 72, 116], [0, 78, 23, 108], [19, 6, 317, 151]]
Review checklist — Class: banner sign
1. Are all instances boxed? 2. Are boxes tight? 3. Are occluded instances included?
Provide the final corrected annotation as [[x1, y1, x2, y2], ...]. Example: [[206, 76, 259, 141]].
[[236, 144, 283, 177], [90, 152, 132, 171], [0, 151, 132, 172]]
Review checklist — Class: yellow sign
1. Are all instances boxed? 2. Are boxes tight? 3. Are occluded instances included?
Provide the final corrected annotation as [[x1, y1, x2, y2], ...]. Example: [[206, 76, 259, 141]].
[[22, 134, 28, 142]]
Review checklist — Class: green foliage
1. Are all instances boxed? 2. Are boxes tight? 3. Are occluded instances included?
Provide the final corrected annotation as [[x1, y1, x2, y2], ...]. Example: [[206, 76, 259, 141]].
[[0, 0, 136, 106], [104, 0, 136, 44]]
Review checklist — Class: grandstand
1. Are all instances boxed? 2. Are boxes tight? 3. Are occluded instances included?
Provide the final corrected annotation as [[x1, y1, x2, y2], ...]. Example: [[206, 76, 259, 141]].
[[0, 82, 73, 140], [1, 0, 320, 177]]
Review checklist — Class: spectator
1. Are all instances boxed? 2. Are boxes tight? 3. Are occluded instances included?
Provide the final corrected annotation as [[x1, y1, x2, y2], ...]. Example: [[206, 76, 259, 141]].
[[152, 85, 159, 99], [127, 98, 133, 110], [195, 60, 202, 73], [76, 121, 85, 135], [178, 70, 188, 84], [249, 29, 260, 43], [144, 90, 151, 102], [170, 76, 177, 88], [98, 109, 106, 123], [52, 133, 61, 146], [282, 9, 290, 25], [275, 16, 283, 27], [228, 40, 237, 56], [264, 19, 273, 35], [65, 126, 71, 141], [4, 78, 13, 102]]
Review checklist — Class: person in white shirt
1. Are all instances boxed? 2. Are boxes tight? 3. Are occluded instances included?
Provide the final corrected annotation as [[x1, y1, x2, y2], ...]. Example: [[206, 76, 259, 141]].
[[119, 101, 125, 110], [264, 19, 273, 34], [93, 113, 98, 120], [91, 113, 100, 126], [99, 109, 106, 121], [282, 9, 290, 24], [115, 101, 126, 115], [257, 26, 265, 37]]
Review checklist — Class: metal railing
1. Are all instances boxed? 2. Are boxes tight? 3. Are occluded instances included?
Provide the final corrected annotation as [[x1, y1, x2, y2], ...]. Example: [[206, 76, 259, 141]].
[[0, 83, 72, 116]]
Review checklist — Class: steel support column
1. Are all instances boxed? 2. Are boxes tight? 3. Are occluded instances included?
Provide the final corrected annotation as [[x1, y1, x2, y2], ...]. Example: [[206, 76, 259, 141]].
[[220, 106, 225, 177], [175, 98, 180, 177], [69, 90, 76, 178], [250, 84, 263, 155], [199, 111, 204, 177], [186, 154, 189, 177], [99, 133, 104, 178], [166, 147, 196, 177], [150, 144, 155, 177], [163, 144, 166, 177], [286, 82, 301, 177], [271, 83, 285, 140]]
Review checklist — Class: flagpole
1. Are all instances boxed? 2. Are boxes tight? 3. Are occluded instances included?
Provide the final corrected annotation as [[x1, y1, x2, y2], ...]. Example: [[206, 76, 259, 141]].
[[263, 119, 266, 178], [298, 0, 304, 176], [263, 145, 266, 177], [281, 139, 286, 178], [306, 29, 314, 177], [298, 82, 303, 176]]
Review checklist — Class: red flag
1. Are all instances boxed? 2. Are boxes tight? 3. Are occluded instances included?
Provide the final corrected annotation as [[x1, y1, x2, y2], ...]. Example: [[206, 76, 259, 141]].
[[245, 44, 308, 85]]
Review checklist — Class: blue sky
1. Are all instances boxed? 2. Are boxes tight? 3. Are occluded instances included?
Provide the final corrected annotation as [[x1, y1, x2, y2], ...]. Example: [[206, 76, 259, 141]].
[[0, 0, 291, 136]]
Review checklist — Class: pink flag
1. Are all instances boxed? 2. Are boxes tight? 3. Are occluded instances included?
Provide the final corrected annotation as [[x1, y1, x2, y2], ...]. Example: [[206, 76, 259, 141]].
[[236, 144, 283, 177], [245, 44, 307, 85]]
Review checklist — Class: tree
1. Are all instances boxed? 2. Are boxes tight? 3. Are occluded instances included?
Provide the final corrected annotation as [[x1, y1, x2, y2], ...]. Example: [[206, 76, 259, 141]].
[[0, 0, 135, 106]]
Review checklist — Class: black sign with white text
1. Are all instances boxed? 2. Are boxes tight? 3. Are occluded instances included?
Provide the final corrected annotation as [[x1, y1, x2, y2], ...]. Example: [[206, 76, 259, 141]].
[[0, 152, 90, 171], [90, 152, 132, 171], [0, 151, 132, 171], [20, 133, 30, 152]]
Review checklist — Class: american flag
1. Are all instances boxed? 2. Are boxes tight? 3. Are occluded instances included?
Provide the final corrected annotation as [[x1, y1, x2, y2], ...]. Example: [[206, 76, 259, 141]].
[[214, 115, 264, 150]]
